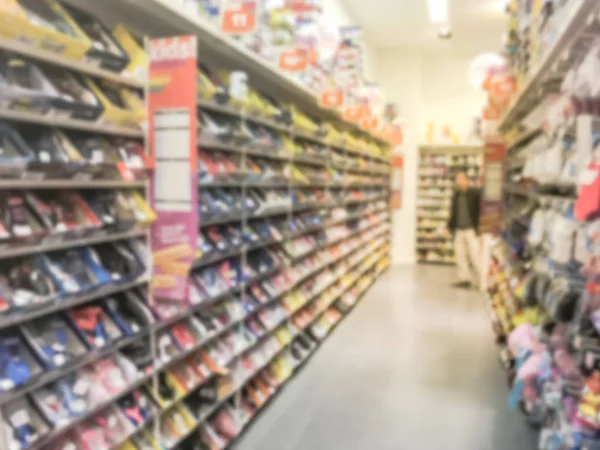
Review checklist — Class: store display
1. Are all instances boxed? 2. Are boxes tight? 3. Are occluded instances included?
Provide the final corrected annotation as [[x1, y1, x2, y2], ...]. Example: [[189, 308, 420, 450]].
[[0, 1, 393, 449], [487, 1, 600, 448], [416, 146, 483, 265]]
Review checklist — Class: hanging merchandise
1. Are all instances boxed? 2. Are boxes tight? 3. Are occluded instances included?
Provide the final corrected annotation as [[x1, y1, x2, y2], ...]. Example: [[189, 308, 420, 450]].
[[484, 1, 600, 446]]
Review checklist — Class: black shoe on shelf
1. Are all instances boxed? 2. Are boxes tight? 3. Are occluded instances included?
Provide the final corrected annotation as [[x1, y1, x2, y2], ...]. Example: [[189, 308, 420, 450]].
[[451, 281, 471, 289]]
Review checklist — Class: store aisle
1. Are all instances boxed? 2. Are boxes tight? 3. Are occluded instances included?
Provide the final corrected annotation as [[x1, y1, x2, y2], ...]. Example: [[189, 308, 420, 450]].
[[233, 265, 537, 450]]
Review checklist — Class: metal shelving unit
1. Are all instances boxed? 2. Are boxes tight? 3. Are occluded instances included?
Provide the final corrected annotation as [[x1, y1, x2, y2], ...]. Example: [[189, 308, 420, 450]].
[[498, 0, 600, 132], [416, 144, 484, 265], [61, 0, 390, 147], [0, 6, 393, 449]]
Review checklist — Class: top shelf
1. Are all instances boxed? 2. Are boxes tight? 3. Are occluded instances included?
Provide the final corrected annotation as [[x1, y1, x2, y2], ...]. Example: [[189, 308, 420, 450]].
[[498, 0, 600, 132], [64, 0, 390, 146], [0, 38, 144, 89]]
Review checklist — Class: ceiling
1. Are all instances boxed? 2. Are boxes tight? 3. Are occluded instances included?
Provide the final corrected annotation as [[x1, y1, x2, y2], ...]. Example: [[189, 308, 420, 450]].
[[341, 0, 508, 57]]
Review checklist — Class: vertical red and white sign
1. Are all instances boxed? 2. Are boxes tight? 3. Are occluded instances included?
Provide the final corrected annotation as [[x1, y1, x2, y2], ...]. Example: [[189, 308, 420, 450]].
[[149, 36, 198, 302]]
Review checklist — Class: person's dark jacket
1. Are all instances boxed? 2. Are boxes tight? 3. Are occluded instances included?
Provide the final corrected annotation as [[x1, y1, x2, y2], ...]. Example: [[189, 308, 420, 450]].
[[447, 188, 481, 234]]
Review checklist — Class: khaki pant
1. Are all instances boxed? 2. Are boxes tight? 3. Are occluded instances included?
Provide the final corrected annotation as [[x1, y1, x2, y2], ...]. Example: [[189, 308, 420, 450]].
[[454, 229, 480, 284]]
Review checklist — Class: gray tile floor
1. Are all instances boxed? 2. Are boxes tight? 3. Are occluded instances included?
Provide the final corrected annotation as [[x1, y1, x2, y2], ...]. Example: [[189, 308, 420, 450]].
[[232, 265, 538, 450]]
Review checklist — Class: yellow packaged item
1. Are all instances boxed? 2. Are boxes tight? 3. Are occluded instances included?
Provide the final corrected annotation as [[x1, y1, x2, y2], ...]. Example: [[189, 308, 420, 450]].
[[163, 403, 198, 436], [292, 108, 319, 132], [121, 88, 146, 124], [0, 0, 91, 60], [115, 441, 138, 450], [197, 68, 217, 100], [85, 78, 141, 126], [146, 371, 182, 408], [125, 191, 156, 225], [112, 25, 148, 83]]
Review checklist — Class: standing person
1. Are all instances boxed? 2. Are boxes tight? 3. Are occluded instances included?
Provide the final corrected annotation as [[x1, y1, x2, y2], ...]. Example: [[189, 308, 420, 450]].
[[447, 171, 481, 289]]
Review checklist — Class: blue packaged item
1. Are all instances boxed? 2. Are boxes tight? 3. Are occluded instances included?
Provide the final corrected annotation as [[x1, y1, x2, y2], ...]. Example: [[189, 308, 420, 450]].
[[23, 315, 86, 369], [104, 292, 153, 337], [0, 335, 38, 392], [78, 247, 113, 285], [0, 122, 36, 178], [38, 252, 88, 295]]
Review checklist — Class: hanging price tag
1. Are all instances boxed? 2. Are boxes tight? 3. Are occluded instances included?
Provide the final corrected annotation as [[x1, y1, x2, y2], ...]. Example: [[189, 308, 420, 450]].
[[319, 88, 344, 109], [221, 1, 258, 34], [279, 48, 308, 72]]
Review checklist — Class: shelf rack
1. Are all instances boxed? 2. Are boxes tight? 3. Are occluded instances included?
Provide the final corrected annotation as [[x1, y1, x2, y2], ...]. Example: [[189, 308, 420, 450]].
[[0, 11, 155, 448], [489, 0, 600, 445], [498, 0, 600, 132], [61, 0, 390, 147], [0, 6, 393, 449], [416, 144, 484, 265]]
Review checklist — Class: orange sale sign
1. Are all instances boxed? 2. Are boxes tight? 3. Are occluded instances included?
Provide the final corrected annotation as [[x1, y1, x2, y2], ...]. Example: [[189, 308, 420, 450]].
[[279, 48, 308, 72], [360, 115, 379, 131], [221, 2, 257, 34], [343, 105, 366, 122], [319, 89, 344, 109]]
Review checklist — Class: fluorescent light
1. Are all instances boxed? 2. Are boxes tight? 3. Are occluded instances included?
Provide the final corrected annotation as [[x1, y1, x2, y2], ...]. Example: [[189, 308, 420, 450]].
[[427, 0, 448, 24]]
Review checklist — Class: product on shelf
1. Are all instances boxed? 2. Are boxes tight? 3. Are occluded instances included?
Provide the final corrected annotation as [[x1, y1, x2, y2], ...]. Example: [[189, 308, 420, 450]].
[[1, 396, 49, 450], [22, 314, 87, 369], [0, 4, 393, 449]]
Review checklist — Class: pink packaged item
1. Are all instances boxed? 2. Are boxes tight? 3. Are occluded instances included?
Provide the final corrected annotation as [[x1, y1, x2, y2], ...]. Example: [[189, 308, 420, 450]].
[[517, 353, 545, 382], [576, 163, 600, 221], [508, 324, 544, 355], [554, 349, 582, 382]]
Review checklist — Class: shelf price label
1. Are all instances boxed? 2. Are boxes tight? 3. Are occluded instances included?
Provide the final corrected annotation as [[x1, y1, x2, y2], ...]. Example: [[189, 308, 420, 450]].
[[319, 88, 344, 109], [279, 48, 308, 72], [221, 1, 258, 35]]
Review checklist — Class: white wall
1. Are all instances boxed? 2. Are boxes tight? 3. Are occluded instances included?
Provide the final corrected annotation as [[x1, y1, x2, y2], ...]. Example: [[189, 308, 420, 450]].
[[421, 51, 486, 141], [372, 47, 486, 265], [374, 48, 424, 265]]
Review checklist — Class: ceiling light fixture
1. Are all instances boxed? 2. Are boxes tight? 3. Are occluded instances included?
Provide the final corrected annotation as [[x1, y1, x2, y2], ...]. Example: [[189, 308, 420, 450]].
[[427, 0, 449, 24]]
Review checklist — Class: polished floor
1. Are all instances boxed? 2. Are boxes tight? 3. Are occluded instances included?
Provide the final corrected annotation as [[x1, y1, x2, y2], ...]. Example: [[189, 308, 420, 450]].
[[233, 265, 538, 450]]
